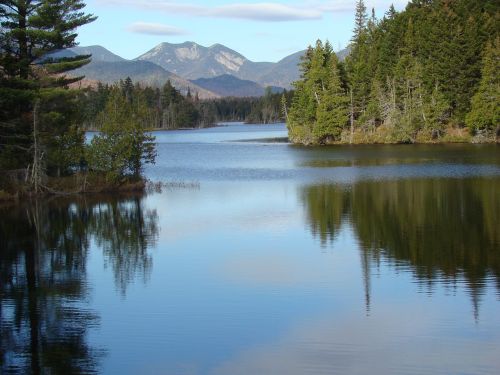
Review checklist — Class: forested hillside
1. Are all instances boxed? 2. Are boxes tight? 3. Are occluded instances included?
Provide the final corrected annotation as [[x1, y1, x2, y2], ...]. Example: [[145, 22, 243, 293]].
[[288, 0, 499, 145]]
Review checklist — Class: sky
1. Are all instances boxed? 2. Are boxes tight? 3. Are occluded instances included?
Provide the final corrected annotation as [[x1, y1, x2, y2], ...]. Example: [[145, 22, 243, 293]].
[[76, 0, 410, 63]]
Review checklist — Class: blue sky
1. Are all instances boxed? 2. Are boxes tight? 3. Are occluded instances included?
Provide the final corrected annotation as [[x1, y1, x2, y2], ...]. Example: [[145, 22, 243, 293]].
[[76, 0, 409, 62]]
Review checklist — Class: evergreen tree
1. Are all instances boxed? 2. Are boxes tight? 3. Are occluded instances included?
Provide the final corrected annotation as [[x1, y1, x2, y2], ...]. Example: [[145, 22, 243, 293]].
[[314, 53, 349, 143], [398, 58, 425, 143], [422, 83, 449, 138], [288, 47, 317, 143], [288, 40, 349, 144], [386, 4, 396, 19], [466, 38, 500, 137], [352, 0, 368, 43], [360, 78, 383, 131], [345, 0, 371, 128], [87, 85, 156, 182], [0, 0, 96, 188]]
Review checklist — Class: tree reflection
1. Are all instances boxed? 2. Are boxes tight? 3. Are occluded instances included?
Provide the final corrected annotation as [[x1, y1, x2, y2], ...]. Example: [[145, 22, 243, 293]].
[[90, 196, 158, 295], [302, 178, 500, 317], [0, 194, 158, 374]]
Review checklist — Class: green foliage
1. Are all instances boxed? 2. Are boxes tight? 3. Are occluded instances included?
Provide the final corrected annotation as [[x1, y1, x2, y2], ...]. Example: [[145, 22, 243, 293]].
[[288, 0, 499, 144], [86, 86, 156, 182], [466, 38, 500, 136], [314, 53, 349, 142], [79, 80, 294, 129], [0, 0, 96, 186], [245, 89, 292, 124], [359, 79, 383, 130], [288, 40, 349, 144], [422, 83, 449, 136]]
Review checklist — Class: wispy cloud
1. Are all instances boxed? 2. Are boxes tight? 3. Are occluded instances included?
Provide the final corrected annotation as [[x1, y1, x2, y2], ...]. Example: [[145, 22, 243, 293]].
[[99, 1, 322, 22], [210, 3, 321, 22], [99, 0, 410, 22], [127, 22, 188, 36], [313, 0, 410, 12]]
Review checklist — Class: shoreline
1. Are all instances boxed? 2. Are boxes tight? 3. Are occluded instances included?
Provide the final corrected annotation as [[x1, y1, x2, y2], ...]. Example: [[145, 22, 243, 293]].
[[0, 175, 147, 203], [288, 126, 499, 146], [137, 122, 285, 132], [289, 138, 500, 146]]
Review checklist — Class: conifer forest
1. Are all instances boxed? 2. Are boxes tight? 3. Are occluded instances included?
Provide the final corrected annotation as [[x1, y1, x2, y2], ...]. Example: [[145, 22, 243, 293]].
[[288, 0, 499, 144]]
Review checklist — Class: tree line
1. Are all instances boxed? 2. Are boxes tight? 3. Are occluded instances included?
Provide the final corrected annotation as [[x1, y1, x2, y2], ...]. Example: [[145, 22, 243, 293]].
[[288, 0, 499, 145], [80, 80, 294, 130]]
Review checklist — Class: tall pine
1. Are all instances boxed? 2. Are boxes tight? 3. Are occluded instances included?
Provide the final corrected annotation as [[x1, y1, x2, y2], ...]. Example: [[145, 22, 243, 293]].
[[0, 0, 96, 188], [466, 38, 500, 137]]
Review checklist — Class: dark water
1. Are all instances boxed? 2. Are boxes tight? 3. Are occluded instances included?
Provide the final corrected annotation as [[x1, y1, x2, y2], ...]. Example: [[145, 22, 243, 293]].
[[1, 123, 499, 374]]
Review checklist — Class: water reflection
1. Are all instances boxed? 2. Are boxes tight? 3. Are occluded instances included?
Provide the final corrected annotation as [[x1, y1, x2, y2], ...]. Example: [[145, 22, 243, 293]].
[[89, 197, 159, 295], [302, 178, 500, 317], [0, 195, 158, 374]]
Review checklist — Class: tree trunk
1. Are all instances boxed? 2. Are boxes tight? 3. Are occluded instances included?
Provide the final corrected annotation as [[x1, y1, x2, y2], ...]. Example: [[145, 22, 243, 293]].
[[350, 89, 355, 144], [26, 202, 42, 375], [18, 2, 30, 79], [32, 100, 42, 193]]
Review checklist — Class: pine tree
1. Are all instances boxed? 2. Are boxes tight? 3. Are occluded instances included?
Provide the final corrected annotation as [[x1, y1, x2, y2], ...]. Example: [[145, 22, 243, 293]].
[[422, 83, 449, 138], [87, 86, 156, 181], [352, 0, 368, 43], [288, 46, 317, 144], [465, 38, 500, 136], [0, 0, 96, 188], [288, 41, 349, 144], [361, 78, 383, 131], [314, 53, 349, 143], [386, 4, 396, 19], [346, 0, 371, 129]]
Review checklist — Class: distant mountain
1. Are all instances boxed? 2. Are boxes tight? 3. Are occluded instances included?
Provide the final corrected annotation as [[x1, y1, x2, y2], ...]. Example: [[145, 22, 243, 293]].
[[49, 46, 218, 99], [71, 45, 126, 63], [136, 41, 286, 87], [136, 42, 267, 80], [48, 43, 350, 97], [136, 42, 350, 89], [256, 47, 350, 88], [191, 74, 284, 97], [255, 50, 305, 88], [74, 60, 218, 99], [48, 45, 125, 63]]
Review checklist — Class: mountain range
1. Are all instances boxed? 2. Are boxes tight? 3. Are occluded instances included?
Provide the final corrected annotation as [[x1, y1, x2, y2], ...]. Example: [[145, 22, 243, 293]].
[[60, 42, 349, 98]]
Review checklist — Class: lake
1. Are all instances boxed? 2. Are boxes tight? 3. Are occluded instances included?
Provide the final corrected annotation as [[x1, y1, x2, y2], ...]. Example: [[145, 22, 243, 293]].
[[1, 122, 499, 374]]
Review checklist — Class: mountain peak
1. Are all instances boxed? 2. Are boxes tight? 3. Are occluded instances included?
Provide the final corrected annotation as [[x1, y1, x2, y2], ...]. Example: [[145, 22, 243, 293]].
[[156, 41, 201, 48], [136, 41, 250, 79], [209, 43, 227, 50]]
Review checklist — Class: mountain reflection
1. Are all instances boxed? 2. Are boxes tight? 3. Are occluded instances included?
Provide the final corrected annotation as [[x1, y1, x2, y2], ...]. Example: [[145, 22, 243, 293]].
[[0, 194, 158, 374], [302, 178, 500, 316]]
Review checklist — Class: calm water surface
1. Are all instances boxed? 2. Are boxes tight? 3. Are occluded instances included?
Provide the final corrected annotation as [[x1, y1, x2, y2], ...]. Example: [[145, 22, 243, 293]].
[[1, 123, 499, 374]]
